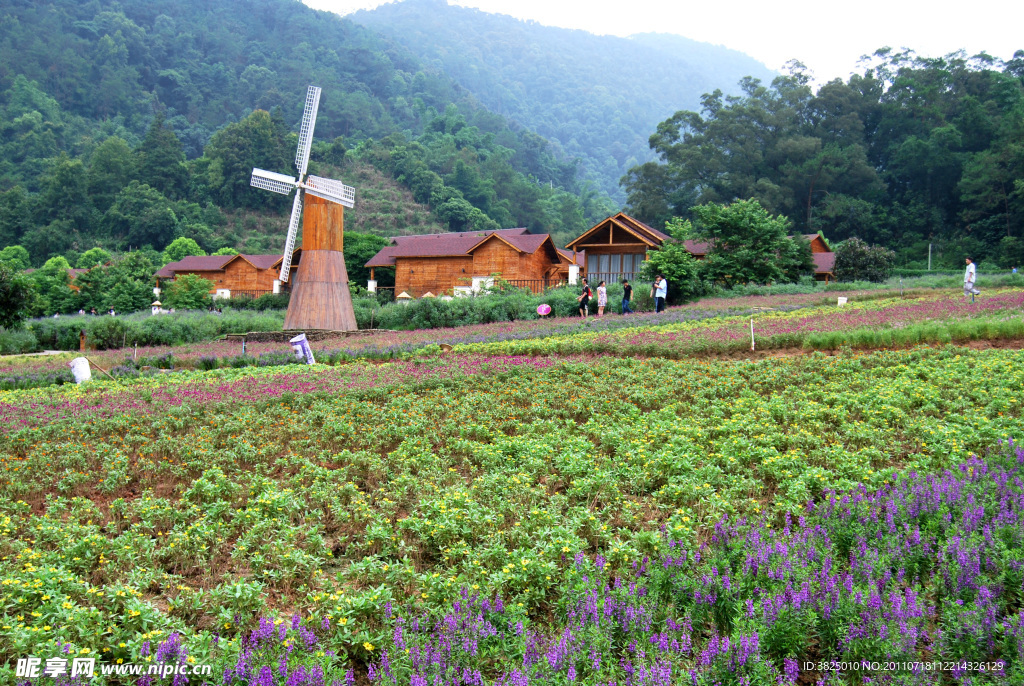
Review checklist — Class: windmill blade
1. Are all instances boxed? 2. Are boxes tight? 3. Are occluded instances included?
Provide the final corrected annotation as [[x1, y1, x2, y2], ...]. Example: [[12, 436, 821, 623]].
[[279, 192, 303, 283], [305, 174, 356, 208], [250, 168, 297, 195], [294, 85, 322, 177]]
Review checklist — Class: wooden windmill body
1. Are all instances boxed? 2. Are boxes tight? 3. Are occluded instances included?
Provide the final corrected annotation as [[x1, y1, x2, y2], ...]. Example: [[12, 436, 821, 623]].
[[284, 194, 356, 331], [251, 85, 357, 332]]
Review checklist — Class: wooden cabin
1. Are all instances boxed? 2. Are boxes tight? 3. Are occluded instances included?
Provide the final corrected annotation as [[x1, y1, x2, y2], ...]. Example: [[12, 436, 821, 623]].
[[564, 213, 670, 284], [365, 229, 574, 296], [155, 253, 287, 298]]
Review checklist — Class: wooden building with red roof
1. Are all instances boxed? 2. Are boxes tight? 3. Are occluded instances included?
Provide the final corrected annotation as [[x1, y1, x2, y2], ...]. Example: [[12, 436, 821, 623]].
[[567, 213, 837, 283], [564, 213, 670, 285], [365, 229, 575, 297], [155, 253, 291, 298]]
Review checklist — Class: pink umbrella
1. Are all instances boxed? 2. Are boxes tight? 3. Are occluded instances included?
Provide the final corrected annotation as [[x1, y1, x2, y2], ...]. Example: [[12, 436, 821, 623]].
[[537, 303, 552, 316]]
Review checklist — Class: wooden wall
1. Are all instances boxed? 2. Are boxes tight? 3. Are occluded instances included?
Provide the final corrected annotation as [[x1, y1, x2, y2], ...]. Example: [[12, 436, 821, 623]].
[[519, 244, 559, 280], [174, 262, 276, 294], [222, 260, 277, 291], [395, 256, 474, 296], [393, 239, 565, 296], [182, 269, 229, 291], [472, 239, 522, 279]]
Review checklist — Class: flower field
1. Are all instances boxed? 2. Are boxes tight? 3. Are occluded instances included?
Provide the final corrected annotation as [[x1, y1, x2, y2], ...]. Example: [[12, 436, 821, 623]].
[[452, 291, 1024, 359], [2, 322, 1024, 684], [2, 290, 1021, 392]]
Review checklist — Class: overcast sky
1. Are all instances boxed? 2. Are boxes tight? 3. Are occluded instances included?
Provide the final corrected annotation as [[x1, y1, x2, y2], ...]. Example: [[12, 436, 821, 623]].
[[303, 0, 1022, 84]]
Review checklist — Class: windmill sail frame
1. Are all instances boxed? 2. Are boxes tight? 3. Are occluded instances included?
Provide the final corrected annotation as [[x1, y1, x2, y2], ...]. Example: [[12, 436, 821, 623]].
[[249, 85, 355, 284]]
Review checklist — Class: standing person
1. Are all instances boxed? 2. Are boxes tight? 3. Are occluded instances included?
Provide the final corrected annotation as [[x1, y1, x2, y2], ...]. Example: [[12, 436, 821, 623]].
[[621, 279, 633, 314], [596, 280, 607, 317], [964, 257, 980, 303], [651, 275, 667, 313], [577, 277, 591, 318]]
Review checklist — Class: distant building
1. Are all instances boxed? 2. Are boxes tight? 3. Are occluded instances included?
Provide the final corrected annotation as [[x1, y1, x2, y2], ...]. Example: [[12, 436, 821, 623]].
[[365, 229, 577, 297], [155, 253, 291, 299], [567, 213, 837, 282]]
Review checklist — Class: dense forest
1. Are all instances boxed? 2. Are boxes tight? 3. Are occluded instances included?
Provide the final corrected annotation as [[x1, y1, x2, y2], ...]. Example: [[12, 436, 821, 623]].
[[0, 0, 614, 269], [2, 0, 1022, 278], [352, 0, 774, 202], [624, 50, 1024, 269]]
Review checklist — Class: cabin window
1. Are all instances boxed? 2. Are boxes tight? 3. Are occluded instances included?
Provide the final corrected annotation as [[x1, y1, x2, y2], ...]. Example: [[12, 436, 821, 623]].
[[587, 253, 643, 279]]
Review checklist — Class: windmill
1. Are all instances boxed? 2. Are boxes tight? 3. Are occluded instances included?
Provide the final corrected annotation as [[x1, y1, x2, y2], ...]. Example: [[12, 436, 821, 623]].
[[250, 85, 358, 331]]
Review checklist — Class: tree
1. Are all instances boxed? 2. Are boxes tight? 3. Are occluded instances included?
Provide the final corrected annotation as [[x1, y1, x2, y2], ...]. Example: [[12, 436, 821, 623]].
[[833, 237, 896, 282], [0, 263, 33, 329], [344, 232, 390, 286], [88, 137, 135, 213], [76, 247, 112, 269], [693, 199, 811, 287], [164, 274, 213, 310], [102, 182, 179, 250], [0, 186, 31, 247], [136, 113, 188, 200], [636, 217, 705, 304], [30, 256, 77, 314], [0, 245, 31, 271], [202, 109, 293, 209], [35, 153, 94, 230], [213, 247, 240, 256], [163, 237, 206, 264], [778, 233, 816, 283]]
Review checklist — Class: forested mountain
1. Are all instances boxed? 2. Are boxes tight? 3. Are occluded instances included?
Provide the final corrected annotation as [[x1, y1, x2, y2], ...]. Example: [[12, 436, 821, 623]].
[[625, 51, 1024, 268], [351, 0, 774, 202], [0, 0, 613, 268]]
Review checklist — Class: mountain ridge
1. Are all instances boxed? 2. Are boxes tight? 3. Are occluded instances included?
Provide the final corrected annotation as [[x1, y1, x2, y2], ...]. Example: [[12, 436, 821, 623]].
[[350, 0, 776, 200]]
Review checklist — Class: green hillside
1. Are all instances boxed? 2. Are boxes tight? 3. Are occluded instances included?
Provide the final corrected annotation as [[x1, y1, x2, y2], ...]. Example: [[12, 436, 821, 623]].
[[351, 0, 775, 201], [624, 50, 1024, 268], [0, 0, 611, 268]]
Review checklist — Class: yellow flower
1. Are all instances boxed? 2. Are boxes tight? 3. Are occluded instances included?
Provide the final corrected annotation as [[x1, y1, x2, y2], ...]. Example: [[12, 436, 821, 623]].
[[364, 642, 375, 652]]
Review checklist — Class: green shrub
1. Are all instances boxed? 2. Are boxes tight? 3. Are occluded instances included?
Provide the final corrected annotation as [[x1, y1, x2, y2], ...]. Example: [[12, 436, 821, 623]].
[[0, 328, 40, 354]]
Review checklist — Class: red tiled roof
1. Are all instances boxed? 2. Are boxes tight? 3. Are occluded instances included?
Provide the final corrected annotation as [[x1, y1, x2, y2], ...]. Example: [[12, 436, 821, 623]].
[[241, 254, 282, 269], [156, 254, 283, 278], [365, 229, 549, 268], [683, 240, 712, 255], [812, 252, 836, 273]]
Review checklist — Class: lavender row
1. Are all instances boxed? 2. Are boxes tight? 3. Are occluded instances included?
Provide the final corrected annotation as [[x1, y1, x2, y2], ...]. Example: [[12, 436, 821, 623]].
[[122, 440, 1024, 686]]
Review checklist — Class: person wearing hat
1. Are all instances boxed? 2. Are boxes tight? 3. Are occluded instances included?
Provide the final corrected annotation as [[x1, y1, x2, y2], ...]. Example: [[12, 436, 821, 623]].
[[964, 257, 980, 303]]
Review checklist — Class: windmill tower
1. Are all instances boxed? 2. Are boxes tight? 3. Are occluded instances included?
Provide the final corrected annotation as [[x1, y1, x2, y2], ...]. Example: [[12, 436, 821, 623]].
[[250, 86, 357, 332]]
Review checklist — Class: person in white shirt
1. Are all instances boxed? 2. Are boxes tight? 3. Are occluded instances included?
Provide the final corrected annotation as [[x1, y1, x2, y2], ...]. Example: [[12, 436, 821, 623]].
[[651, 275, 668, 313], [964, 257, 980, 302]]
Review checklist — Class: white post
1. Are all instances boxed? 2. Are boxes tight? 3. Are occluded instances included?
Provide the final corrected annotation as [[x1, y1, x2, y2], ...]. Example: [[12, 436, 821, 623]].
[[273, 279, 281, 295], [750, 317, 755, 351], [367, 280, 377, 293], [568, 265, 580, 285]]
